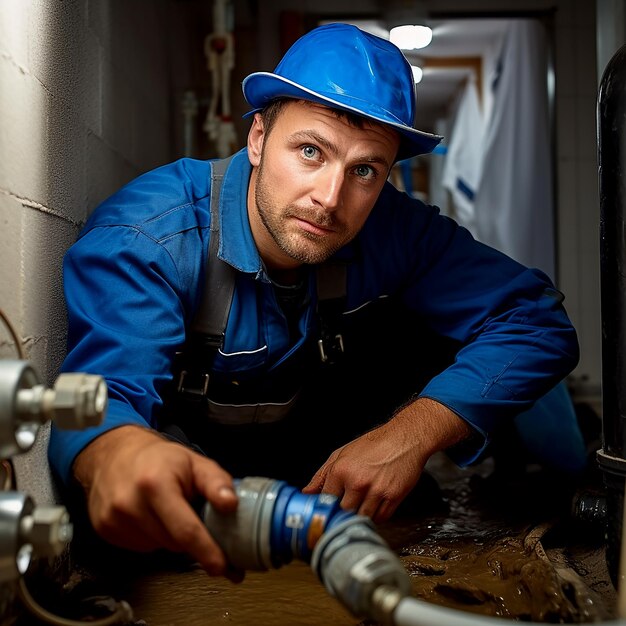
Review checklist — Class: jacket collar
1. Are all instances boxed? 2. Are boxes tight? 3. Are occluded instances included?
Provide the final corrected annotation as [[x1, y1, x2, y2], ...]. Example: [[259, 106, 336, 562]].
[[215, 148, 264, 277]]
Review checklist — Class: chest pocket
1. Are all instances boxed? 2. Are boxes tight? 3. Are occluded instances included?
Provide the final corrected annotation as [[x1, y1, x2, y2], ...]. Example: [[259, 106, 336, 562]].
[[163, 157, 347, 427]]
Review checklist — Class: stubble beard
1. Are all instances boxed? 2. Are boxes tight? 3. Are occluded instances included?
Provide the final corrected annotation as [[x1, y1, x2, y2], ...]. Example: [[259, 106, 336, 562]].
[[254, 164, 351, 265]]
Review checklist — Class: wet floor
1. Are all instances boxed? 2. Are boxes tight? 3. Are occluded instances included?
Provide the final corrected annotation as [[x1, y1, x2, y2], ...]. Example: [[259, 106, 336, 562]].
[[13, 451, 620, 626]]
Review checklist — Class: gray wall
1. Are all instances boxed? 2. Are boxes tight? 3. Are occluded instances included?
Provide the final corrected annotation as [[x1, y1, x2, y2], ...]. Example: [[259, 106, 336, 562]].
[[0, 0, 179, 509], [0, 1, 197, 617]]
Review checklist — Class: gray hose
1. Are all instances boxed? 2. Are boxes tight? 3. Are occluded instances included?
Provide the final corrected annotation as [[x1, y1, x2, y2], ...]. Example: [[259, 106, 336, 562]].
[[388, 593, 626, 626]]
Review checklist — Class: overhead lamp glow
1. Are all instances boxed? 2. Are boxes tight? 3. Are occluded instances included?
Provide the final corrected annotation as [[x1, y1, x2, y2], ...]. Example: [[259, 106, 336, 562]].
[[390, 24, 433, 50], [411, 65, 423, 83]]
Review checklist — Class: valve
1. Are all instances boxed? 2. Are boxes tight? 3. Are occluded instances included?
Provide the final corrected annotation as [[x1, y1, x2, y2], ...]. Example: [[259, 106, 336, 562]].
[[0, 492, 73, 582], [0, 358, 107, 582], [0, 360, 107, 458]]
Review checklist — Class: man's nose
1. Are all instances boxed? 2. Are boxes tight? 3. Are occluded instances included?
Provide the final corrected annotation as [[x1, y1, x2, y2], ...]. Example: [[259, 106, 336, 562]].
[[313, 166, 345, 210]]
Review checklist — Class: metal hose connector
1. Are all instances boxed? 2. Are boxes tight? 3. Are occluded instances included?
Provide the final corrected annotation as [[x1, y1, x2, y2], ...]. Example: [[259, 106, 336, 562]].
[[201, 476, 412, 623]]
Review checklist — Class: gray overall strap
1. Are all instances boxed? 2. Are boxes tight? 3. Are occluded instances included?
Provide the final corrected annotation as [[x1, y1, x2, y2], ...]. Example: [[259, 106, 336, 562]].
[[177, 156, 235, 396], [190, 156, 236, 342], [315, 261, 347, 364]]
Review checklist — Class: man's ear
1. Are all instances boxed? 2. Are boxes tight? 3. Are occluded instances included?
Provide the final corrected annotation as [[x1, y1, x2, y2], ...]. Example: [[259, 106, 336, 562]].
[[247, 113, 265, 166]]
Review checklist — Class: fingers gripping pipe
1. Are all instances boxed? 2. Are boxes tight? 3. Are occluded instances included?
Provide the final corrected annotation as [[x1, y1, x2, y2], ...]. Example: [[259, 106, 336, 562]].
[[201, 476, 411, 624]]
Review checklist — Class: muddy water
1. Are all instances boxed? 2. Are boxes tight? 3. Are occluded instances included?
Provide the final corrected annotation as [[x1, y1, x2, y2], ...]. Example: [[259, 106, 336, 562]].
[[19, 455, 618, 625], [106, 526, 599, 626], [113, 518, 613, 625], [118, 563, 358, 625]]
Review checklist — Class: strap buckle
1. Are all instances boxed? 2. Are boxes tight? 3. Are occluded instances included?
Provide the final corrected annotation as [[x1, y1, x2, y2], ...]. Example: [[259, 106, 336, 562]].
[[177, 370, 210, 397], [317, 333, 344, 364]]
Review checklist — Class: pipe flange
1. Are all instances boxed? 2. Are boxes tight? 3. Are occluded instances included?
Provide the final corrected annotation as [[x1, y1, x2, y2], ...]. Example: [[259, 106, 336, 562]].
[[0, 491, 34, 582], [0, 361, 41, 458]]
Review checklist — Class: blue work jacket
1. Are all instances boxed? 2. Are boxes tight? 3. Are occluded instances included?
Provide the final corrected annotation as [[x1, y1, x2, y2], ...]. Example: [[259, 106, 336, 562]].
[[48, 148, 579, 485]]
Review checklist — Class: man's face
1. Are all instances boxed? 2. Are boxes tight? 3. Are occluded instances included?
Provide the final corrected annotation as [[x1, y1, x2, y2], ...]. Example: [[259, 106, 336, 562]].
[[247, 100, 400, 270]]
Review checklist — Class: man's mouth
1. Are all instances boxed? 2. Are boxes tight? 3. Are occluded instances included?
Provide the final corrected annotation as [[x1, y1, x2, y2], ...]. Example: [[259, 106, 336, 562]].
[[293, 216, 334, 236]]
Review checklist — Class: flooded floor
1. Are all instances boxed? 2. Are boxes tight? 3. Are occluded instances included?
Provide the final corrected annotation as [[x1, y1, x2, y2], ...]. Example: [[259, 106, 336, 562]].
[[13, 446, 620, 626]]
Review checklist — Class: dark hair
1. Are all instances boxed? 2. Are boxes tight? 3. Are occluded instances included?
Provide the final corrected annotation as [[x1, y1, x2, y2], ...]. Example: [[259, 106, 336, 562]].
[[259, 98, 370, 137]]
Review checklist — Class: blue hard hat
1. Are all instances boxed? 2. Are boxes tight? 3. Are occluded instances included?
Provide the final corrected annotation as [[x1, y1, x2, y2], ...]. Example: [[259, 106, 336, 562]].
[[242, 23, 443, 160]]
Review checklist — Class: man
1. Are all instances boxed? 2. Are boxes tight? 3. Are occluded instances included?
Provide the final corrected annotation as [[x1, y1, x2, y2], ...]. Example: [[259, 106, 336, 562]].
[[48, 23, 581, 582]]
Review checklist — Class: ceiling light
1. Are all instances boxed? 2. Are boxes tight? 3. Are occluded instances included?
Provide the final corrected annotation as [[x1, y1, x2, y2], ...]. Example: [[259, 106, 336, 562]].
[[390, 24, 433, 50], [411, 65, 423, 83]]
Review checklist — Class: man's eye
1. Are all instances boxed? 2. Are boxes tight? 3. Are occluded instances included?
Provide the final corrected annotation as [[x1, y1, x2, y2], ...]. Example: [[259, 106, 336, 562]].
[[355, 165, 375, 179], [302, 145, 318, 159]]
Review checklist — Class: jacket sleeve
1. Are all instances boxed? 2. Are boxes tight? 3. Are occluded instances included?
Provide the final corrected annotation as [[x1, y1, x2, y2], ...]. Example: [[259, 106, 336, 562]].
[[366, 189, 580, 464], [48, 225, 190, 486], [421, 225, 578, 463]]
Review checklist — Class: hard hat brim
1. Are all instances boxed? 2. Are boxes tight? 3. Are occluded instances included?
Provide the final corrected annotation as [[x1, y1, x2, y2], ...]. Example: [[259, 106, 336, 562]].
[[242, 72, 443, 161]]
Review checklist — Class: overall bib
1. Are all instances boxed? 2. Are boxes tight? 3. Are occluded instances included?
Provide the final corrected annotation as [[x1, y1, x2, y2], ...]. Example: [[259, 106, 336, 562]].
[[158, 158, 460, 487]]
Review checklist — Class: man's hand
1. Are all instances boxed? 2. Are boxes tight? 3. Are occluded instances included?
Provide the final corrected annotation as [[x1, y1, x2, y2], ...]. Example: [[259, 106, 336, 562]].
[[302, 398, 471, 523], [72, 425, 242, 581]]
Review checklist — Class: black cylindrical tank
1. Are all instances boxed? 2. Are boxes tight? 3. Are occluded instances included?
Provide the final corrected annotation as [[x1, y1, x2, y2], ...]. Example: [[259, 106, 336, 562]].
[[596, 42, 626, 587]]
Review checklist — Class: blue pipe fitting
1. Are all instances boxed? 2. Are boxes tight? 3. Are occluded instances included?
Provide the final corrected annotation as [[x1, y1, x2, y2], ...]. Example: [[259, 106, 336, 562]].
[[200, 476, 354, 571]]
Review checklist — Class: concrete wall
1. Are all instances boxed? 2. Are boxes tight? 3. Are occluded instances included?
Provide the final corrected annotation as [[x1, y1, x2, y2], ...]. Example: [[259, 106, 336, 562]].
[[0, 1, 212, 617], [554, 1, 603, 403], [0, 0, 179, 509]]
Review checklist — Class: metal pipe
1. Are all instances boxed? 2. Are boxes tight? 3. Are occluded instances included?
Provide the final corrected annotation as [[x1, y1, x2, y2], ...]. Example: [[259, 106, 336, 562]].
[[390, 592, 626, 626], [597, 42, 626, 588], [201, 476, 412, 623]]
